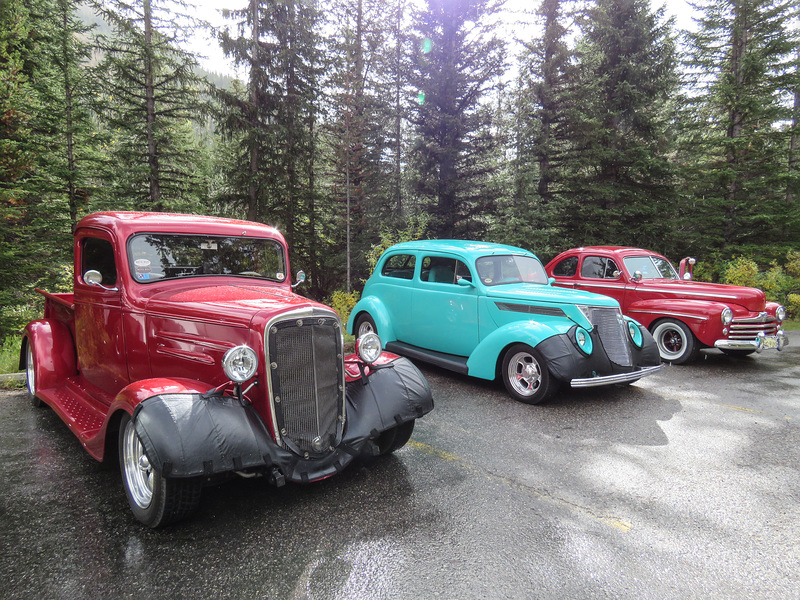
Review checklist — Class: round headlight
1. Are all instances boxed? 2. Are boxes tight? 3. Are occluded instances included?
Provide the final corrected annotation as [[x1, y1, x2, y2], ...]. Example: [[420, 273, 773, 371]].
[[575, 327, 593, 355], [222, 345, 258, 383], [776, 306, 786, 323], [721, 307, 733, 326], [356, 332, 383, 364], [627, 320, 643, 347]]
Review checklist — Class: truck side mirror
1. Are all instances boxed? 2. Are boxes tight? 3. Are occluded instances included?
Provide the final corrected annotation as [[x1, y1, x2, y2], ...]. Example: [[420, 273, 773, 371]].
[[292, 270, 306, 288], [84, 269, 118, 292]]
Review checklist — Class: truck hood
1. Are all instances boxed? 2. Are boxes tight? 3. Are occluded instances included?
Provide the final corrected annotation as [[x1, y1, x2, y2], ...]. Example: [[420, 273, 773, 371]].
[[142, 283, 329, 328], [486, 283, 619, 308], [635, 279, 766, 312]]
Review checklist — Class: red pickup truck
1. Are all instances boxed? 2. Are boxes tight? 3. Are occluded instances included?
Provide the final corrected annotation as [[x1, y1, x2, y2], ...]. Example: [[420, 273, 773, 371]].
[[21, 212, 433, 527], [545, 246, 788, 364]]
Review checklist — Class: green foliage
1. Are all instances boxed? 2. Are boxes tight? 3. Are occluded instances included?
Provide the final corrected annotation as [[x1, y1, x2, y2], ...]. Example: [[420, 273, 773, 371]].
[[786, 295, 800, 319], [715, 252, 800, 306], [365, 213, 430, 274], [329, 290, 360, 327], [0, 336, 22, 375], [721, 256, 759, 288]]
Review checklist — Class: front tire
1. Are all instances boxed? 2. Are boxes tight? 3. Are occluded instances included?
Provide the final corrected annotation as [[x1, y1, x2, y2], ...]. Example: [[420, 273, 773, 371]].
[[651, 319, 699, 364], [355, 313, 377, 338], [119, 413, 201, 528], [376, 421, 415, 455], [24, 342, 43, 408], [501, 344, 556, 404]]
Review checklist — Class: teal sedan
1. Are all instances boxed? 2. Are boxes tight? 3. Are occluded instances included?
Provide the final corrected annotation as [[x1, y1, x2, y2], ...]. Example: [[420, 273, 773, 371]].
[[347, 240, 663, 404]]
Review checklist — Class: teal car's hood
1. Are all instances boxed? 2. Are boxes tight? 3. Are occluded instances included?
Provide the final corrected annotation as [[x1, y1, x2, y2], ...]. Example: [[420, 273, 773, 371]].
[[485, 283, 620, 308]]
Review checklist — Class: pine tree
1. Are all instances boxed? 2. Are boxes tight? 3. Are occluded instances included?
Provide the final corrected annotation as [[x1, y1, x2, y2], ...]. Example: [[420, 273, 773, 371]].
[[218, 1, 324, 293], [562, 0, 679, 252], [92, 0, 210, 212], [407, 0, 506, 239], [683, 0, 800, 258], [498, 0, 576, 256]]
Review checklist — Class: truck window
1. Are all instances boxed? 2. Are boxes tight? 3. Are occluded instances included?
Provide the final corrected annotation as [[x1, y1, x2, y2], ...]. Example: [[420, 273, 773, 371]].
[[82, 237, 117, 286]]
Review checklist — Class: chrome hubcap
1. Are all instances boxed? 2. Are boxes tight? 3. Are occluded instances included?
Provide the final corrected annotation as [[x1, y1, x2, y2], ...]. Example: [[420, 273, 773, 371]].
[[508, 352, 542, 396], [123, 419, 153, 509], [26, 345, 35, 396]]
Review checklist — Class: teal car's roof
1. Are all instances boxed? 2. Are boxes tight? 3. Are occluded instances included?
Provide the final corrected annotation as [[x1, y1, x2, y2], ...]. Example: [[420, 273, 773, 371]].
[[383, 240, 537, 261]]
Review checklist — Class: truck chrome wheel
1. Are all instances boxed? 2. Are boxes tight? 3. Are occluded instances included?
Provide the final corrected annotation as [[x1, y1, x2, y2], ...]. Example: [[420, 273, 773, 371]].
[[501, 344, 555, 404], [651, 319, 698, 364], [118, 412, 202, 528], [25, 343, 43, 407], [122, 417, 153, 509]]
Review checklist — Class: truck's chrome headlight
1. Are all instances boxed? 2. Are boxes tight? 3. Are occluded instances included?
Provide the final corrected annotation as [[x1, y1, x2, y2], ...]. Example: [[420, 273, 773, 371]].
[[222, 345, 258, 382], [356, 332, 382, 364], [776, 306, 786, 322], [721, 307, 733, 326]]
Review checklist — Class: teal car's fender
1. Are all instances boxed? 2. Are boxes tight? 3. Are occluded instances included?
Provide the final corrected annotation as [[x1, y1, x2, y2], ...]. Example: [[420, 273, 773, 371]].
[[466, 319, 563, 380], [347, 296, 398, 343]]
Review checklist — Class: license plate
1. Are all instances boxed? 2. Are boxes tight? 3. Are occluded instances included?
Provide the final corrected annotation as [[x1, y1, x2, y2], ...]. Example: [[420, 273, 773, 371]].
[[762, 336, 779, 349]]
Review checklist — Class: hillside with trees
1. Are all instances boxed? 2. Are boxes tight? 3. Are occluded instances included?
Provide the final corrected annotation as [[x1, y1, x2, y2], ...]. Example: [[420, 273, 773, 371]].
[[1, 0, 799, 340]]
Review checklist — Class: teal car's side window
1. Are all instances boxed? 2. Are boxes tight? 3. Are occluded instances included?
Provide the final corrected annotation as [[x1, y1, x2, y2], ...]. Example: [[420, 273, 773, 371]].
[[381, 253, 416, 280], [420, 256, 468, 284]]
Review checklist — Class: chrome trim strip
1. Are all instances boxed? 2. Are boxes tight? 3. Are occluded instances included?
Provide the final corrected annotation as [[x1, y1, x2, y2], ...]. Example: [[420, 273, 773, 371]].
[[633, 287, 741, 301], [495, 302, 566, 318], [570, 364, 663, 388], [628, 309, 708, 322]]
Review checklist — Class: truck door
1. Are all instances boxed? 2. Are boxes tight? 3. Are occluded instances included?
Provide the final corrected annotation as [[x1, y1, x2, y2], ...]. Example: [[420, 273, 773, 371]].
[[73, 232, 129, 400]]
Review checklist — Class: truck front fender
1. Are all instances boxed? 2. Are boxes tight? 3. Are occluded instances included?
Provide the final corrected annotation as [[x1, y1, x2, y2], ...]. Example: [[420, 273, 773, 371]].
[[347, 296, 397, 343], [22, 320, 77, 391], [466, 320, 562, 381]]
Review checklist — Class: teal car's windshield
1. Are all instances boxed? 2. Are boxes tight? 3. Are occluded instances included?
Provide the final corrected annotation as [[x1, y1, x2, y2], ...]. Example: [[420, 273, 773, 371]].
[[127, 233, 287, 283], [623, 255, 679, 279], [476, 255, 548, 286]]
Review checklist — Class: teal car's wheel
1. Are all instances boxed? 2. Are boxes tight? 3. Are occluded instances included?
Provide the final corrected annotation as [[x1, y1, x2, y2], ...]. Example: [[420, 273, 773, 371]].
[[501, 344, 556, 404], [651, 319, 698, 364], [119, 413, 201, 528], [355, 313, 377, 338]]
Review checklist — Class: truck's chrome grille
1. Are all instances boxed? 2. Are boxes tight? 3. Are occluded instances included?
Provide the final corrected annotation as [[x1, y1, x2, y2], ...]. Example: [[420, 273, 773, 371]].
[[267, 313, 344, 456], [585, 307, 632, 367]]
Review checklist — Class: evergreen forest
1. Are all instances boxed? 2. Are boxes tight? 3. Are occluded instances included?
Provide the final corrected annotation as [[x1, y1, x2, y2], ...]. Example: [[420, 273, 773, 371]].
[[2, 0, 800, 341]]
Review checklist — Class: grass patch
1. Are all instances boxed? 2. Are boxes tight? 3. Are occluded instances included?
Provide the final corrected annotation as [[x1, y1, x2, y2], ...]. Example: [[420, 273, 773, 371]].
[[0, 337, 21, 375], [781, 318, 800, 331]]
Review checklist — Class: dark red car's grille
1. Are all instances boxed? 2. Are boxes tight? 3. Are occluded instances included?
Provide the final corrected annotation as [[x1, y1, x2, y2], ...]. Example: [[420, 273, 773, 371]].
[[729, 314, 779, 340]]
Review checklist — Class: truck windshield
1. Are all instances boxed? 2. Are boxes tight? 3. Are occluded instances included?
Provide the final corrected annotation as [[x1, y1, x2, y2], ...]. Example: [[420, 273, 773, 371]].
[[475, 255, 548, 286], [623, 255, 679, 279], [127, 234, 287, 283]]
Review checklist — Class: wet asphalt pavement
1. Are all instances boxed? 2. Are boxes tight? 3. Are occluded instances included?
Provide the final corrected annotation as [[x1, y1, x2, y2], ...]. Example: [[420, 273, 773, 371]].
[[1, 346, 799, 599]]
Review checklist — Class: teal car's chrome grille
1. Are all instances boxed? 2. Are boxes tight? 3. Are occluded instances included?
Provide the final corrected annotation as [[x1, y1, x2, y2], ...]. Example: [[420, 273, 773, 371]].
[[584, 307, 632, 367]]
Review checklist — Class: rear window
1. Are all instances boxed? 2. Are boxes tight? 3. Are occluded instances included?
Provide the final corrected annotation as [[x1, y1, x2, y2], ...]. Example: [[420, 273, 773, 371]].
[[127, 234, 287, 283]]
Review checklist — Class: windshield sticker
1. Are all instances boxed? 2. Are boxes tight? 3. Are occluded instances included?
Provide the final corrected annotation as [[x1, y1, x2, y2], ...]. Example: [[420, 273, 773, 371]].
[[201, 241, 218, 250], [276, 272, 284, 280], [134, 258, 151, 267]]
